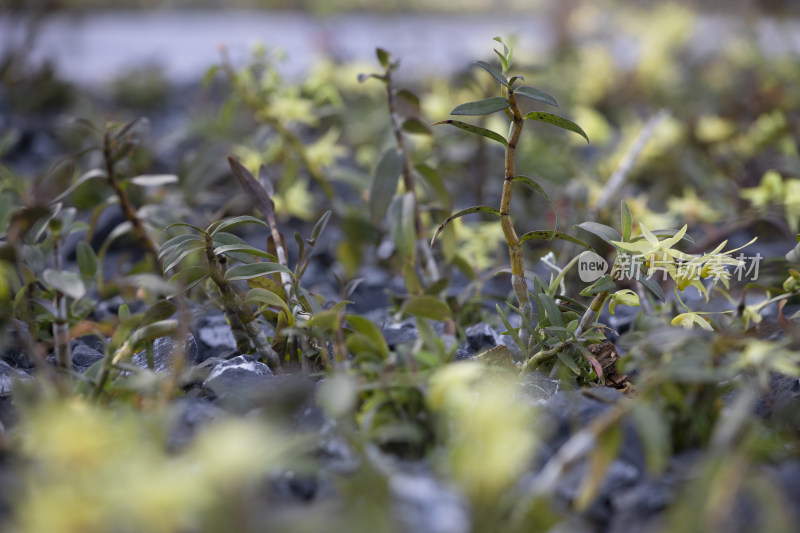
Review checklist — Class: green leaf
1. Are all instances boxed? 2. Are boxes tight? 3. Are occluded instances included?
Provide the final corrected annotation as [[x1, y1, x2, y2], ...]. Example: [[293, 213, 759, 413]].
[[168, 266, 208, 293], [212, 244, 276, 261], [576, 222, 621, 245], [390, 193, 416, 261], [50, 169, 106, 204], [376, 47, 391, 68], [579, 274, 616, 297], [347, 315, 389, 359], [519, 230, 592, 249], [496, 304, 524, 352], [430, 206, 500, 246], [224, 262, 294, 281], [522, 112, 589, 143], [493, 49, 509, 72], [164, 222, 204, 234], [130, 174, 178, 187], [474, 61, 508, 87], [574, 342, 604, 380], [158, 233, 203, 259], [370, 148, 404, 223], [208, 215, 268, 237], [634, 272, 665, 301], [414, 164, 449, 206], [76, 242, 98, 278], [557, 349, 581, 375], [357, 73, 385, 83], [535, 292, 564, 329], [310, 210, 332, 243], [129, 320, 178, 347], [141, 299, 177, 326], [621, 201, 633, 241], [402, 117, 432, 135], [396, 89, 420, 107], [450, 97, 510, 116], [43, 269, 86, 300], [433, 120, 508, 147], [513, 86, 558, 107], [227, 156, 277, 221], [401, 295, 452, 321], [512, 175, 558, 237], [246, 288, 292, 319], [162, 244, 203, 273]]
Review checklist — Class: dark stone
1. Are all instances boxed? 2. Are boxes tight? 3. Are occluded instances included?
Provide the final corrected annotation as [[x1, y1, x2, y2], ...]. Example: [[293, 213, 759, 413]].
[[71, 342, 104, 369], [0, 360, 32, 396], [2, 319, 33, 369], [464, 322, 500, 353], [130, 334, 199, 373], [193, 313, 242, 362], [381, 321, 419, 348], [203, 356, 313, 416]]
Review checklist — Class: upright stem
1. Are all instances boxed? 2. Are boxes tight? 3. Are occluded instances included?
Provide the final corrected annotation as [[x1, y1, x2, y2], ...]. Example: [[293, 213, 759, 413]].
[[204, 233, 280, 370], [501, 92, 533, 352], [103, 130, 161, 268], [51, 230, 71, 370], [384, 67, 440, 285]]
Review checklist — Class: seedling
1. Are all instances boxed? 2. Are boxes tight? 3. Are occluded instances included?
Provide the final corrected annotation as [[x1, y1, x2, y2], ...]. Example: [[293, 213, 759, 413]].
[[431, 38, 588, 355]]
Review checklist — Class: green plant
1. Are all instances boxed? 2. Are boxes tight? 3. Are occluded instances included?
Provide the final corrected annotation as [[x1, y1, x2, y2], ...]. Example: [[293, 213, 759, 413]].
[[430, 38, 589, 356], [359, 48, 444, 289]]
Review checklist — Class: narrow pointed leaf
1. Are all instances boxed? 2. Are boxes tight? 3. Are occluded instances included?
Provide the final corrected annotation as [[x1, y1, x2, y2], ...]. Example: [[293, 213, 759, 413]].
[[130, 174, 178, 187], [557, 350, 581, 375], [513, 175, 558, 237], [370, 148, 404, 223], [163, 244, 203, 273], [209, 215, 269, 237], [493, 49, 509, 72], [450, 97, 510, 116], [433, 120, 508, 147], [159, 234, 202, 260], [520, 230, 592, 250], [523, 112, 589, 143], [347, 315, 389, 360], [634, 272, 665, 301], [376, 48, 391, 68], [431, 206, 500, 246], [212, 244, 276, 261], [224, 262, 294, 281], [246, 288, 291, 318], [415, 164, 449, 206], [390, 193, 416, 261], [576, 222, 621, 245], [310, 210, 332, 243], [474, 61, 508, 87], [621, 201, 633, 241], [76, 242, 98, 278], [396, 89, 419, 107], [402, 117, 432, 135], [50, 169, 106, 204], [227, 156, 276, 219], [514, 86, 559, 107]]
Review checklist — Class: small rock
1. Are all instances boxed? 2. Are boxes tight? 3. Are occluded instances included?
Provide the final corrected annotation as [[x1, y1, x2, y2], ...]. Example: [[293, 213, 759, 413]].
[[130, 334, 199, 373], [0, 360, 32, 396], [464, 322, 500, 353], [71, 343, 104, 370], [194, 313, 243, 361], [2, 319, 32, 369]]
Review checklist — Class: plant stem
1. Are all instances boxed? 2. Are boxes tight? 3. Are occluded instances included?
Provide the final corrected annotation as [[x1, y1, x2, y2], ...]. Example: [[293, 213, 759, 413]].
[[203, 233, 280, 370], [501, 91, 533, 352], [51, 229, 72, 370], [102, 129, 161, 268], [383, 66, 440, 285]]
